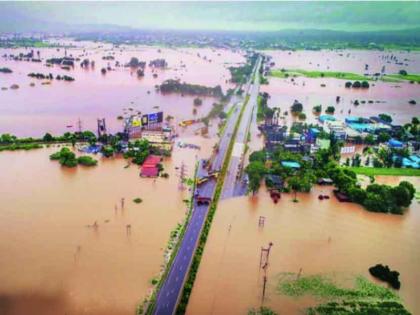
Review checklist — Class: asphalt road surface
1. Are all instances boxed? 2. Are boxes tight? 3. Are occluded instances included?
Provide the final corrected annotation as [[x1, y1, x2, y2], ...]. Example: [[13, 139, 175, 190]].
[[152, 61, 259, 315], [222, 58, 261, 199]]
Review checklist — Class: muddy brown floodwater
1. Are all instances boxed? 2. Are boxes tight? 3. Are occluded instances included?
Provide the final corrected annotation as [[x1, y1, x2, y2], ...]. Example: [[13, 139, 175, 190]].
[[261, 50, 420, 126], [0, 134, 216, 315], [0, 42, 244, 137], [187, 176, 420, 315]]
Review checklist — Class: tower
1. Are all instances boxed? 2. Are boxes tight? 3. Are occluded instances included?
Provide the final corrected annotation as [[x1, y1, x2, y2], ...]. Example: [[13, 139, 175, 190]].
[[97, 118, 107, 138]]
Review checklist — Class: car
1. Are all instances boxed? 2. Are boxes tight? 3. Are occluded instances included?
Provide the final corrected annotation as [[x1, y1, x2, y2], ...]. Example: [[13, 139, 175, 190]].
[[196, 196, 211, 205]]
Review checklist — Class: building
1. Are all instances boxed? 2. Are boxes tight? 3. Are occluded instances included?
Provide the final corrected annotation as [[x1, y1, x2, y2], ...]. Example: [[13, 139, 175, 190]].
[[141, 129, 173, 151], [140, 155, 162, 177], [323, 121, 347, 140]]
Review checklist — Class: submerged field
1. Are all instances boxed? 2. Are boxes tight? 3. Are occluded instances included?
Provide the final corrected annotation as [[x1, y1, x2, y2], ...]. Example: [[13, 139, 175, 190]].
[[0, 134, 216, 315], [187, 176, 420, 315], [0, 42, 243, 137]]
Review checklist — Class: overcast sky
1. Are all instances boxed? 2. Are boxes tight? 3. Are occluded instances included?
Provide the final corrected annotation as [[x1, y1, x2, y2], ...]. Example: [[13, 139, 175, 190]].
[[1, 1, 419, 32]]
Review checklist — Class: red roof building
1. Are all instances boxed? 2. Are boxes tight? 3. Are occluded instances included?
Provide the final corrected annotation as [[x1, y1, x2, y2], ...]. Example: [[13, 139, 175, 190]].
[[140, 155, 161, 177]]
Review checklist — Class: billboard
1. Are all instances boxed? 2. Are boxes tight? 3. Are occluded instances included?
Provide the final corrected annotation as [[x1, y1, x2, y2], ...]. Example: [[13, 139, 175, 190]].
[[132, 117, 142, 127], [142, 111, 163, 126]]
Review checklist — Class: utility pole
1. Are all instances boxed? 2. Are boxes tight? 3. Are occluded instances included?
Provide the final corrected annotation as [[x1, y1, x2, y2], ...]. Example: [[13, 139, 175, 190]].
[[259, 242, 273, 304], [77, 118, 83, 133], [258, 216, 266, 227]]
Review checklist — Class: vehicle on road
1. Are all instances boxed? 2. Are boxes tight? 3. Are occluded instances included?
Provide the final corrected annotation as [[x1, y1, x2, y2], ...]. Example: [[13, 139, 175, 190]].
[[196, 196, 211, 205]]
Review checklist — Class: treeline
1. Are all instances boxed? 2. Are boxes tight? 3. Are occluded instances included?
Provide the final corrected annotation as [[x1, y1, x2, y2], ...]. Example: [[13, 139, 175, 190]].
[[345, 80, 370, 88], [0, 131, 97, 148], [46, 57, 75, 66], [158, 79, 223, 98], [257, 92, 273, 122], [28, 72, 75, 81], [229, 53, 258, 84], [0, 67, 12, 73]]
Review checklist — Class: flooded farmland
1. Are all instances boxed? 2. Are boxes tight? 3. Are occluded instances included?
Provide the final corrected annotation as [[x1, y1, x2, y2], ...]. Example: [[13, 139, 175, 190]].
[[0, 134, 215, 315], [1, 42, 419, 315], [262, 50, 420, 126], [0, 43, 243, 137], [187, 177, 420, 315]]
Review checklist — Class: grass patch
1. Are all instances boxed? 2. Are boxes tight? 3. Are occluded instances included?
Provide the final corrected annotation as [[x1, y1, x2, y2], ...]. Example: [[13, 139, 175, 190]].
[[278, 273, 411, 315], [344, 167, 420, 177], [270, 69, 370, 81], [0, 143, 43, 151], [385, 73, 420, 83], [279, 274, 397, 300], [270, 69, 420, 84]]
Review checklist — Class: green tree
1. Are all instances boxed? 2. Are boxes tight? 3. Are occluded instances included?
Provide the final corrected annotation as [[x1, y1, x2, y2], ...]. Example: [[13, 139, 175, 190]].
[[43, 132, 54, 142], [290, 100, 303, 114], [364, 134, 375, 145], [249, 150, 266, 163], [348, 186, 367, 204], [245, 161, 266, 194], [77, 156, 98, 166], [379, 113, 393, 123], [325, 106, 335, 114], [378, 132, 391, 143]]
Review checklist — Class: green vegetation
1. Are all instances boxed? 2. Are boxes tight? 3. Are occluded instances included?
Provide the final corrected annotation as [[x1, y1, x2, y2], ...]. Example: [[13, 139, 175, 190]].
[[0, 142, 43, 151], [133, 198, 143, 204], [345, 167, 420, 177], [123, 139, 150, 165], [279, 274, 397, 300], [159, 79, 223, 98], [0, 67, 12, 73], [325, 106, 335, 114], [307, 300, 411, 315], [385, 73, 420, 83], [333, 166, 416, 214], [270, 69, 369, 81], [313, 105, 322, 114], [278, 273, 411, 315], [290, 99, 303, 114], [0, 131, 97, 152], [246, 128, 416, 214], [77, 155, 98, 166], [49, 147, 78, 167], [271, 68, 420, 85], [248, 307, 277, 315], [28, 72, 75, 81], [245, 147, 316, 197], [50, 147, 97, 168], [0, 39, 55, 48], [257, 92, 273, 122], [228, 53, 258, 84], [369, 264, 400, 290]]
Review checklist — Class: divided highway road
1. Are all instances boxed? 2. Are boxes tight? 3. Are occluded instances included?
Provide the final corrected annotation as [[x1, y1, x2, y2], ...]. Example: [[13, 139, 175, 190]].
[[152, 57, 260, 315], [222, 58, 261, 199]]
